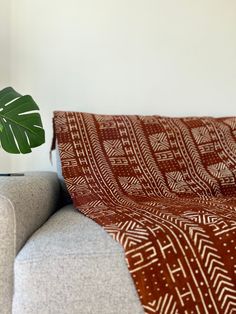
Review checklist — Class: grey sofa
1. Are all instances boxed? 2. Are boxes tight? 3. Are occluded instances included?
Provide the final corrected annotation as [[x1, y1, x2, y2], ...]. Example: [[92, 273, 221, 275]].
[[0, 172, 144, 314]]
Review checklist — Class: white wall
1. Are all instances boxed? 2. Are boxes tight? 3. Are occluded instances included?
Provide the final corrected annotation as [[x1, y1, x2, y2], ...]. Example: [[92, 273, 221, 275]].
[[10, 0, 236, 172], [0, 0, 11, 172]]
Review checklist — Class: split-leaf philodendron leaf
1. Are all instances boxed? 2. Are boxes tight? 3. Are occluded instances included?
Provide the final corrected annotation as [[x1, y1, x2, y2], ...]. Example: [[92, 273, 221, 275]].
[[0, 87, 45, 154]]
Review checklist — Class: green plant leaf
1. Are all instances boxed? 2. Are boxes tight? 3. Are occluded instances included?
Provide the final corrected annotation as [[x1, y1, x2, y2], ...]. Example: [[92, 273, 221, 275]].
[[0, 87, 45, 154]]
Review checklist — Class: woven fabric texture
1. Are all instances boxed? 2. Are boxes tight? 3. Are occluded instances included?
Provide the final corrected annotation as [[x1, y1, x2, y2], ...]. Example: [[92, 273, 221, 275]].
[[13, 205, 143, 314], [54, 111, 236, 314], [0, 172, 60, 314]]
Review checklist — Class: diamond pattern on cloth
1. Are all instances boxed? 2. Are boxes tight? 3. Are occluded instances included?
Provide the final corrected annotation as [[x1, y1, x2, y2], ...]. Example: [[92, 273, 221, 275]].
[[53, 112, 236, 314]]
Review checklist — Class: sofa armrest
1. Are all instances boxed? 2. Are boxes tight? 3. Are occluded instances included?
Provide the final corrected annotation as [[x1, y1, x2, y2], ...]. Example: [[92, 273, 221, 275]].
[[0, 171, 60, 314]]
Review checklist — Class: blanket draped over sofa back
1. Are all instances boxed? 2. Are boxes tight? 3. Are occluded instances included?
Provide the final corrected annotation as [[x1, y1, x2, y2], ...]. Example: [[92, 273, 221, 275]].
[[54, 111, 236, 314]]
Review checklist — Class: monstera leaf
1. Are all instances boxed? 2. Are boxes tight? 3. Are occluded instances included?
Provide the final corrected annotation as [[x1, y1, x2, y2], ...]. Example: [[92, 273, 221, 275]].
[[0, 87, 45, 154]]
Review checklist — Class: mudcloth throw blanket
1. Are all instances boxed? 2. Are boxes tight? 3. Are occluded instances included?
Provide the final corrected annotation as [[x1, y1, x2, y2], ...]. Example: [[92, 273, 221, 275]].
[[54, 111, 236, 314]]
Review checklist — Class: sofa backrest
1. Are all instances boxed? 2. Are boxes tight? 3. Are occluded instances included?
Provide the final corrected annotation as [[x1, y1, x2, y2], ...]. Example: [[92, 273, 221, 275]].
[[54, 112, 236, 201]]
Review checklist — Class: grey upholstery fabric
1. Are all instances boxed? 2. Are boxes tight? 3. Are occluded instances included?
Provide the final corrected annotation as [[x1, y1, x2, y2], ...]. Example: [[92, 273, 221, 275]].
[[0, 172, 60, 314], [0, 196, 15, 314], [13, 205, 143, 314]]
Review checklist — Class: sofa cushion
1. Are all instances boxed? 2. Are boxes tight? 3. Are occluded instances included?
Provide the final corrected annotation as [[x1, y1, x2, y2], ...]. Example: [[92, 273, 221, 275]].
[[13, 205, 143, 314]]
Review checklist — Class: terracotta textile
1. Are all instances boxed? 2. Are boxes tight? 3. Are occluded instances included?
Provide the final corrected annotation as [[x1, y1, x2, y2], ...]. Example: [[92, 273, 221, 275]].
[[54, 111, 236, 314]]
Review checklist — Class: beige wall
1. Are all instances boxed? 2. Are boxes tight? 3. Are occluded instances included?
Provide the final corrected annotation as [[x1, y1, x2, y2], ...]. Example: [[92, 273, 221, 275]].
[[8, 0, 236, 172], [0, 0, 11, 172]]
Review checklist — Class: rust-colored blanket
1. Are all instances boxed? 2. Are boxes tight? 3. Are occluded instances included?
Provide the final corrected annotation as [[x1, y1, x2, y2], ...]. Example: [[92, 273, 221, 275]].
[[54, 112, 236, 314]]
